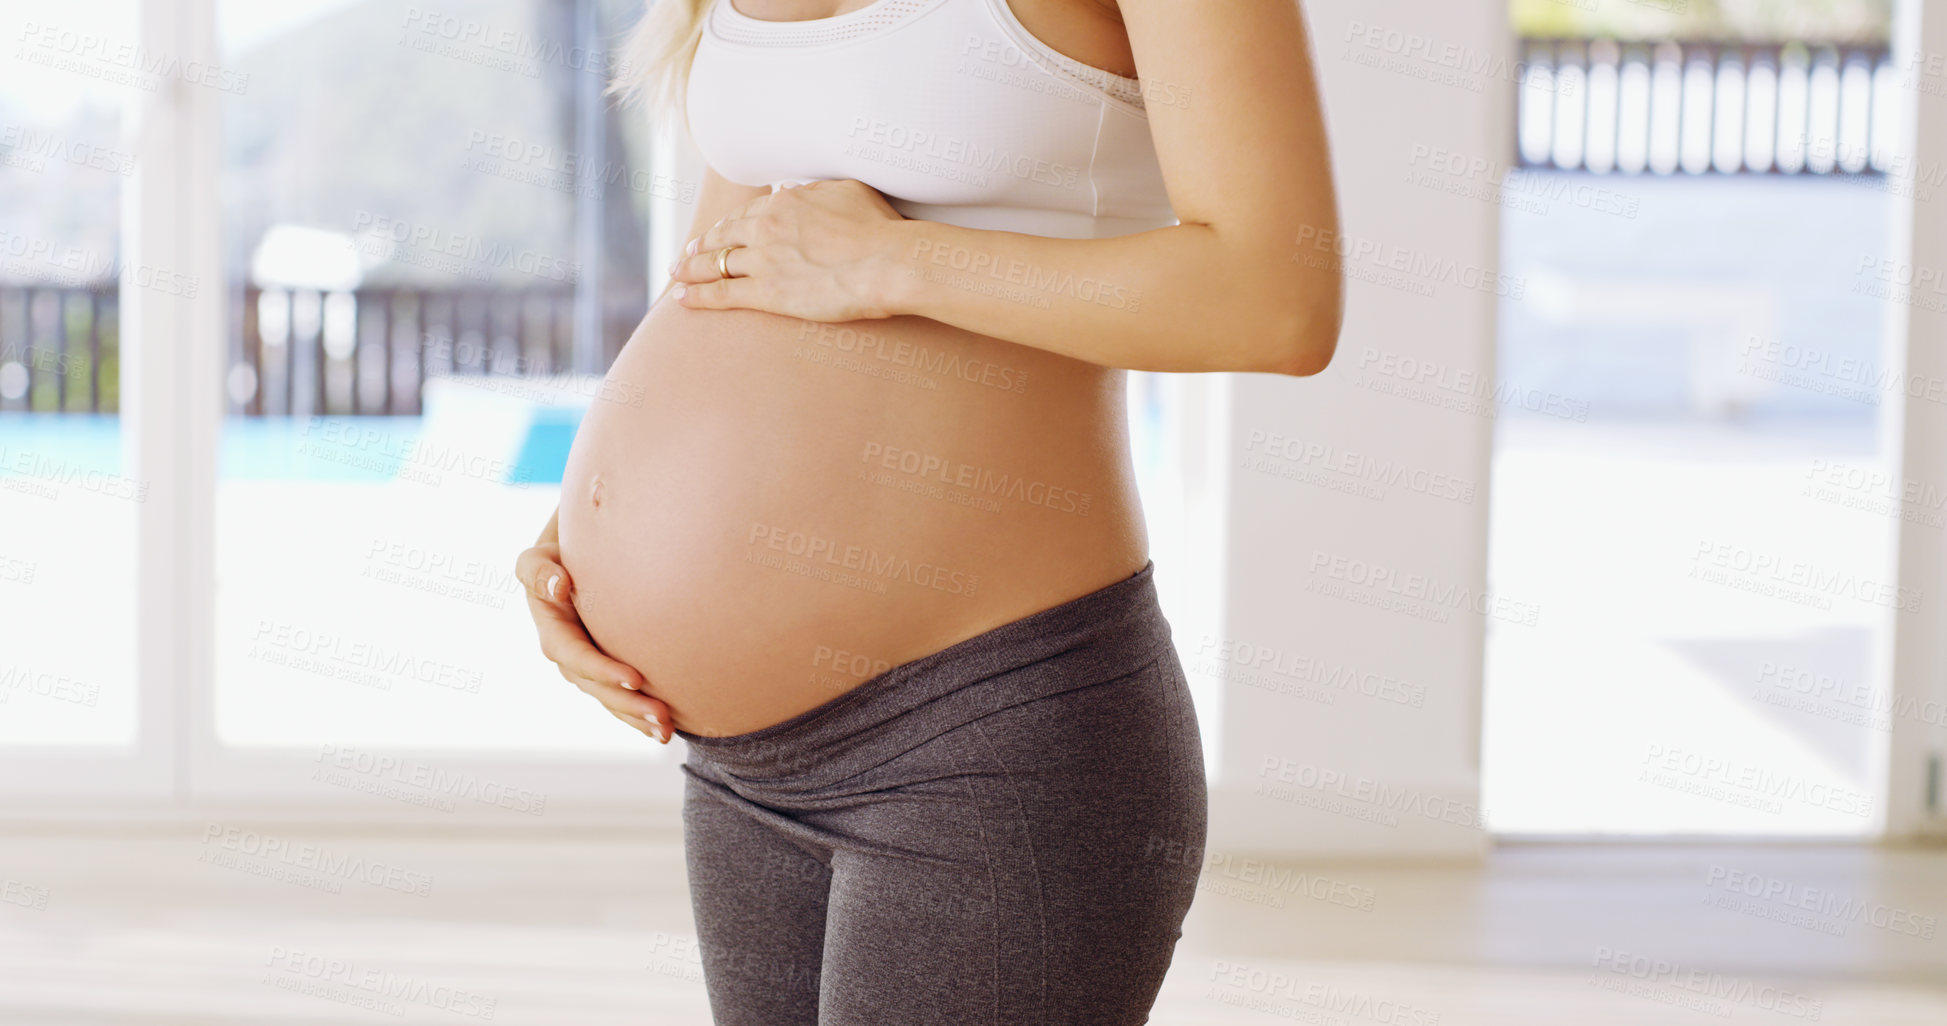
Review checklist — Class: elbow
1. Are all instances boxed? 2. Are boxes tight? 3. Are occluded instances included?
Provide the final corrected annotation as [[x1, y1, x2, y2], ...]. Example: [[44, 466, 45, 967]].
[[1272, 322, 1340, 377], [1258, 274, 1344, 378]]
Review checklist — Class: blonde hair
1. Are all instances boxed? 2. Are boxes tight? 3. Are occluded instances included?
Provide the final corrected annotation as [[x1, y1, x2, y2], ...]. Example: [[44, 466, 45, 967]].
[[609, 0, 714, 119]]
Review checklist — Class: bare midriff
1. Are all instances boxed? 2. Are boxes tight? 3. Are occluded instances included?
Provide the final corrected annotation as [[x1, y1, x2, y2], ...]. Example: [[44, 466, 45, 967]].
[[555, 296, 1149, 737]]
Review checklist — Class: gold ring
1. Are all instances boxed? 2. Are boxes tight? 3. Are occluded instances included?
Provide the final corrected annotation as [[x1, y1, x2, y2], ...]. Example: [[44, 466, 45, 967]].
[[716, 246, 738, 280]]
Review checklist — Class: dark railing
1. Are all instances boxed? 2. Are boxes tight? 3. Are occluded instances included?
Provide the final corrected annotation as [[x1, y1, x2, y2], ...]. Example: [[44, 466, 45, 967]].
[[1518, 39, 1897, 175], [0, 283, 640, 416], [0, 285, 118, 414]]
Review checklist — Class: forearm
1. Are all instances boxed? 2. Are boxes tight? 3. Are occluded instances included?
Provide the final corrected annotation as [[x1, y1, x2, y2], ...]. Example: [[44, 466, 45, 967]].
[[877, 217, 1341, 376]]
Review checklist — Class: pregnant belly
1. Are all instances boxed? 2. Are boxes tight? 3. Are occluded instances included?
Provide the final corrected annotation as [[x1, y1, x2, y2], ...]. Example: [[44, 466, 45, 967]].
[[554, 296, 1147, 737]]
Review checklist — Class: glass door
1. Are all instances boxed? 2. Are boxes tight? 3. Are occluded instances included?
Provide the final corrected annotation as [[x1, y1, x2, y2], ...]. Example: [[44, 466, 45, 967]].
[[1483, 16, 1904, 835], [193, 0, 672, 809], [0, 0, 153, 799]]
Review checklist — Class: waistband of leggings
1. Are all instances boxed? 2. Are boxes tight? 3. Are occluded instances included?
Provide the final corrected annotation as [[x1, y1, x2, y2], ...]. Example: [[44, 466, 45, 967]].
[[676, 560, 1172, 780]]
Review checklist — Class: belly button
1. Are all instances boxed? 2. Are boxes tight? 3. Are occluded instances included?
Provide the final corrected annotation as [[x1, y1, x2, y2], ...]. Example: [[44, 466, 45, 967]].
[[589, 474, 606, 509]]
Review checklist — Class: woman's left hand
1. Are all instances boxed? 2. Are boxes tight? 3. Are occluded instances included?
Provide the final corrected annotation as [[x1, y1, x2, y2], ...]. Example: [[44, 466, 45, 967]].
[[667, 178, 908, 322]]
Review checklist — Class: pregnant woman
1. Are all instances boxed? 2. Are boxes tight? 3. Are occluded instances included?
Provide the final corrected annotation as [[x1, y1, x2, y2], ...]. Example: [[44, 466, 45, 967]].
[[515, 0, 1340, 1021]]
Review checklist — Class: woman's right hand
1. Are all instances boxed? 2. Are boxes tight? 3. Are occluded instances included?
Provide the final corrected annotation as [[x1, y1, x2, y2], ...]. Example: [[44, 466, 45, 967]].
[[517, 515, 673, 743]]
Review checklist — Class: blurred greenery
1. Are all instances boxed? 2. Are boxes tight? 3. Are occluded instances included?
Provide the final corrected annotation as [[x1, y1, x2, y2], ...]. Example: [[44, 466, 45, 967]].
[[224, 0, 652, 293], [1, 0, 657, 413], [1511, 0, 1892, 42]]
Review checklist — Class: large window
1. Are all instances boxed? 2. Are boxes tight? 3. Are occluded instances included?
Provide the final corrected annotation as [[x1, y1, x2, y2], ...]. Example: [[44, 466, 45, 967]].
[[0, 0, 685, 808], [213, 0, 650, 751], [205, 0, 676, 803], [0, 0, 139, 756], [1484, 13, 1903, 835]]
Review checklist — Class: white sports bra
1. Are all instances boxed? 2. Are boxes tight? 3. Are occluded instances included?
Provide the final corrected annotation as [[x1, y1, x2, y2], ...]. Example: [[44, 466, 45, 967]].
[[686, 0, 1177, 240]]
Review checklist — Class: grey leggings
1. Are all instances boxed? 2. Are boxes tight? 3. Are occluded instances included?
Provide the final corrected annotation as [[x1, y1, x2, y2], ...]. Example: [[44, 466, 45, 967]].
[[675, 561, 1207, 1025]]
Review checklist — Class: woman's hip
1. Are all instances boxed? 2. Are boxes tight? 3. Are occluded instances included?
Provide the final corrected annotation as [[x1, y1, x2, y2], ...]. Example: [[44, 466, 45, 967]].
[[680, 631, 1208, 901], [676, 559, 1206, 848]]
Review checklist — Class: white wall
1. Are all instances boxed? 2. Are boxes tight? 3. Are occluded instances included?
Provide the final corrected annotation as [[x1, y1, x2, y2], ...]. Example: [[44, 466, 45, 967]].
[[1884, 0, 1947, 839], [649, 117, 704, 282], [1201, 0, 1511, 858]]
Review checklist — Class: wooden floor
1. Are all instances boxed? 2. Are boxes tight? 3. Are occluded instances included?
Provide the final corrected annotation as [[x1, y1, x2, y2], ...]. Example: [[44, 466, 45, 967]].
[[1, 824, 1943, 1024]]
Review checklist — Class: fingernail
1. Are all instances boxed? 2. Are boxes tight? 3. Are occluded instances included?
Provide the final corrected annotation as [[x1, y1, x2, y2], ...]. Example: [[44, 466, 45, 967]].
[[546, 574, 560, 600], [666, 260, 678, 277], [619, 678, 638, 691], [670, 284, 687, 301], [685, 237, 698, 256]]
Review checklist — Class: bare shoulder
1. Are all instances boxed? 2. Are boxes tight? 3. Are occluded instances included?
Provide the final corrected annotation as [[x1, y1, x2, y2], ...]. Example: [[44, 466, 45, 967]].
[[1010, 0, 1139, 78]]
